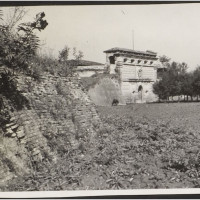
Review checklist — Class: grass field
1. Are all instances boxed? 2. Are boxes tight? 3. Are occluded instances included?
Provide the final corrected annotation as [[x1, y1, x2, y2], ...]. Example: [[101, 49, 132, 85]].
[[3, 102, 200, 190], [97, 102, 200, 132], [93, 103, 200, 189]]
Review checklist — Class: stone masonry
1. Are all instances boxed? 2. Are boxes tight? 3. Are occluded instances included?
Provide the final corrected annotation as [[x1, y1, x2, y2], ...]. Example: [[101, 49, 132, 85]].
[[0, 72, 102, 184]]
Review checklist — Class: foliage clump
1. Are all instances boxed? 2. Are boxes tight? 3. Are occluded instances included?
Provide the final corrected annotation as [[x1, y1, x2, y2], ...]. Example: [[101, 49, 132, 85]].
[[0, 9, 48, 134], [0, 11, 48, 73], [154, 55, 200, 102]]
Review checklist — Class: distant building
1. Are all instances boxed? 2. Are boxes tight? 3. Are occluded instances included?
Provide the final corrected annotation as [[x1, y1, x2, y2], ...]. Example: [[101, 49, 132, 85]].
[[75, 60, 105, 77], [104, 47, 164, 103]]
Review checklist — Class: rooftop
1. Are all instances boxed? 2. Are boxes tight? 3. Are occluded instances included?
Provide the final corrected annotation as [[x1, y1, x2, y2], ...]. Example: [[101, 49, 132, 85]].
[[76, 65, 105, 71], [65, 60, 104, 66], [104, 47, 157, 56]]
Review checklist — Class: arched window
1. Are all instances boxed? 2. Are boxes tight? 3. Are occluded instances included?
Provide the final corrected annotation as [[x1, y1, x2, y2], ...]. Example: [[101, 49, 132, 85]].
[[138, 85, 143, 92], [131, 59, 134, 63], [124, 58, 127, 62], [144, 60, 148, 64], [138, 60, 141, 64]]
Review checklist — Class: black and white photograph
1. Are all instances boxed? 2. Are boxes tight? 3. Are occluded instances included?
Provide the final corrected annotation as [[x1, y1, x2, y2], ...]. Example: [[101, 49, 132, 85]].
[[1, 1, 200, 197]]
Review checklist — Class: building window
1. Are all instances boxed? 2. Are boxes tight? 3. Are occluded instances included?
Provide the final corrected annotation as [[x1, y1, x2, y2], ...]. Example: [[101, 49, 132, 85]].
[[124, 58, 127, 62], [138, 85, 143, 92], [131, 59, 134, 63], [138, 60, 141, 64], [150, 61, 153, 65], [109, 56, 115, 64], [144, 60, 148, 64]]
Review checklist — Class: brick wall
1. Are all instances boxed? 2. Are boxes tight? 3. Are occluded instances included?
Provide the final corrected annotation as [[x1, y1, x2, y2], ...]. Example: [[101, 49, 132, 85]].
[[0, 72, 102, 184]]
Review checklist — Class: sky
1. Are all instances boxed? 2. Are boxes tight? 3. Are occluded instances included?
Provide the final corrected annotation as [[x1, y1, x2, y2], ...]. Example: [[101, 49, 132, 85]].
[[2, 3, 200, 71]]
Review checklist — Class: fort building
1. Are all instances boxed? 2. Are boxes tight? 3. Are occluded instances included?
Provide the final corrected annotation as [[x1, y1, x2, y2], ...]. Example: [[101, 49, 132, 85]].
[[104, 47, 163, 103], [75, 60, 105, 77]]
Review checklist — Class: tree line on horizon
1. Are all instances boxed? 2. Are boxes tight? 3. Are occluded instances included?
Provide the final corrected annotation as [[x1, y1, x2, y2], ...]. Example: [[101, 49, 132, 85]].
[[153, 55, 200, 102]]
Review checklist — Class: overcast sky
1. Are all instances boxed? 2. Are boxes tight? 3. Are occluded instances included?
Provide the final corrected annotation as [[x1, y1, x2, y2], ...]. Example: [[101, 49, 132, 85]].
[[2, 3, 200, 71]]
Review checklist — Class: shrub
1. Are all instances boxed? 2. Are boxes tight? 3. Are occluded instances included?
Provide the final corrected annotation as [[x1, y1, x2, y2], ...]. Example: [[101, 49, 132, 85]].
[[30, 64, 42, 82], [0, 71, 30, 110], [0, 11, 48, 74]]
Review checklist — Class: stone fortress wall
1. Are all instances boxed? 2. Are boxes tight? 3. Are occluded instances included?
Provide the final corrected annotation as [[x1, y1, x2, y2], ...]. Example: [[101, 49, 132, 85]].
[[88, 77, 126, 106], [0, 72, 101, 184]]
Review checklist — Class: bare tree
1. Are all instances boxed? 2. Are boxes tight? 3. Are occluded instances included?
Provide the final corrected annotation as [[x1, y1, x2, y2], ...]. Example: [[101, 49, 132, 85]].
[[5, 7, 28, 31], [77, 50, 84, 60], [73, 47, 84, 61], [59, 45, 70, 62]]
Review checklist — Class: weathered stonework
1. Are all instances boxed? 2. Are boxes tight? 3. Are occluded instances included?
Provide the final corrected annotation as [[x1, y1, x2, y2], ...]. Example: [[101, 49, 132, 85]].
[[0, 72, 102, 184], [88, 77, 126, 106], [104, 47, 163, 103]]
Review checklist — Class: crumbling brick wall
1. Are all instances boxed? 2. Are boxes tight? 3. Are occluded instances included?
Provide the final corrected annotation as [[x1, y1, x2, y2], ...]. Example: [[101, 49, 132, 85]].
[[0, 72, 102, 184]]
